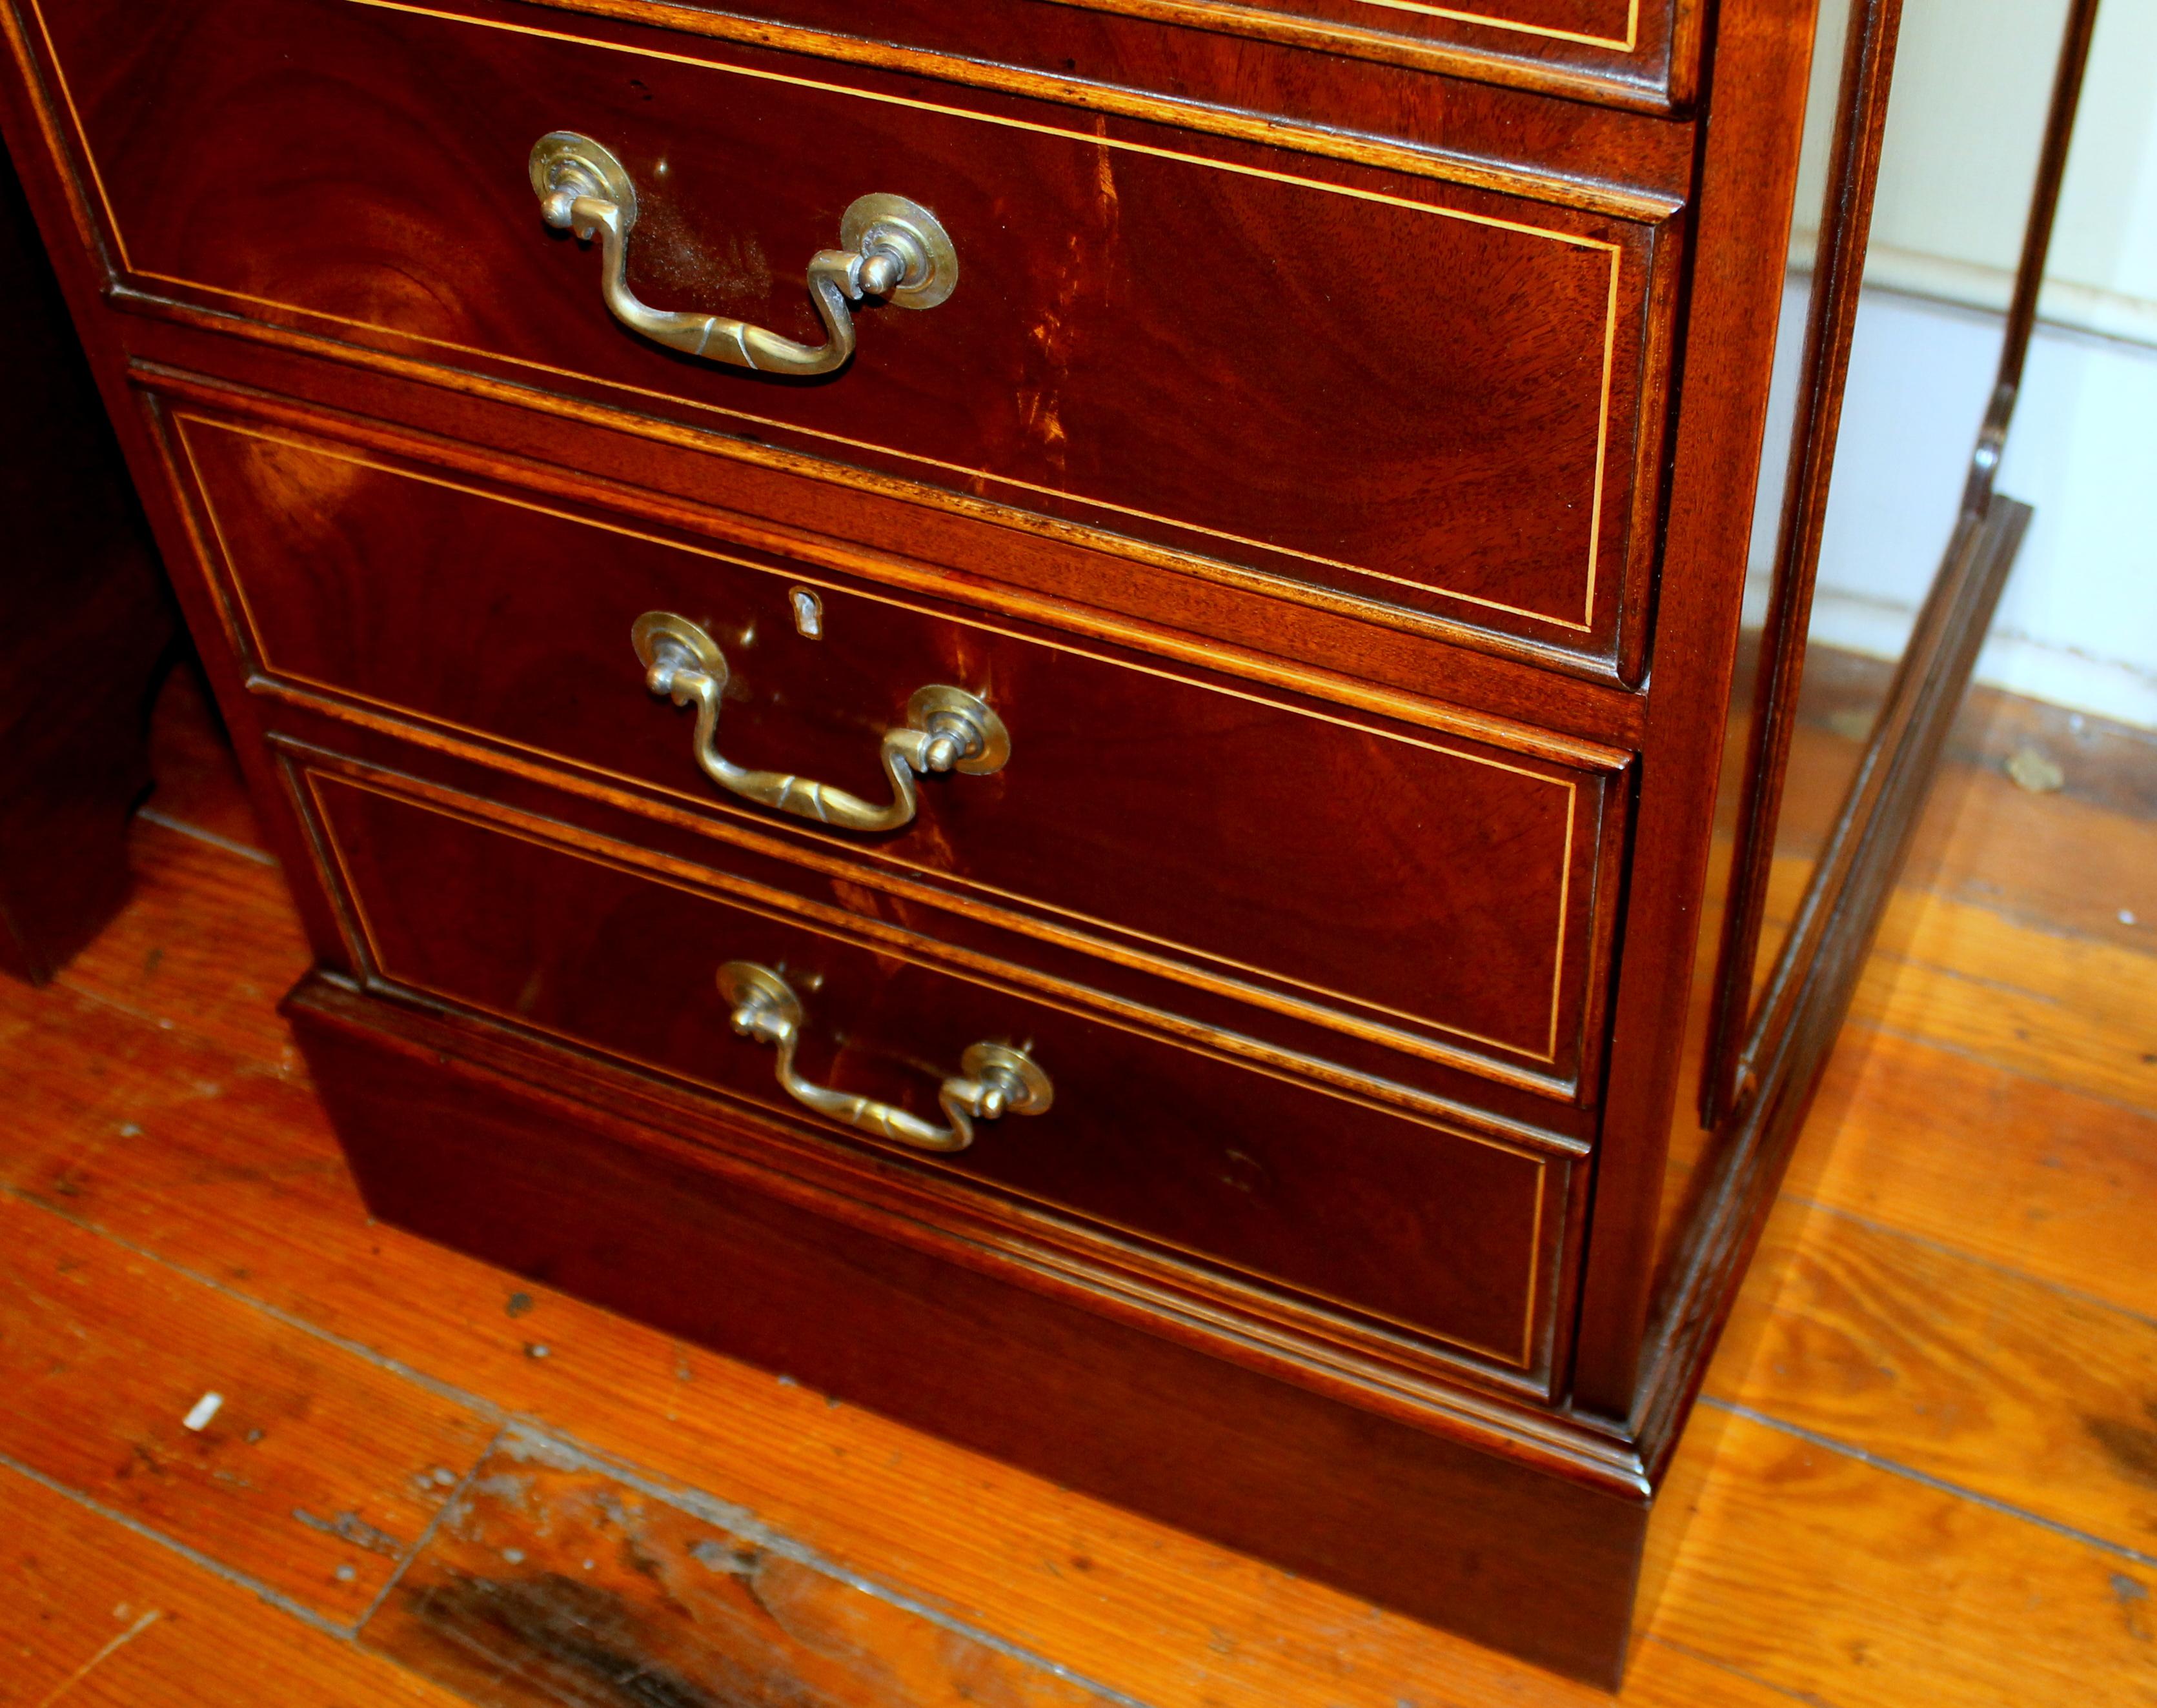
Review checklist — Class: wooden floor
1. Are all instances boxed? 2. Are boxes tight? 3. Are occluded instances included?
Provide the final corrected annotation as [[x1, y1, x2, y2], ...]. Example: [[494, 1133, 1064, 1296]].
[[3, 665, 2153, 1708]]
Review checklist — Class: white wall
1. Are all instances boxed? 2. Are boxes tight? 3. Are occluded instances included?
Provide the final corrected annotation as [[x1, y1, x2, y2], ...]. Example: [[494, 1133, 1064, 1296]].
[[1860, 0, 2157, 343], [1759, 0, 2157, 728]]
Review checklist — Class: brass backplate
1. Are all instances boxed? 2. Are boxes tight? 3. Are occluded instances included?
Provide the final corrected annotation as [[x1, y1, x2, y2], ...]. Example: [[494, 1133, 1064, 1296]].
[[839, 194, 958, 309], [960, 1042, 1054, 1115], [716, 960, 805, 1029], [632, 611, 729, 690], [530, 131, 640, 227], [906, 685, 1009, 774]]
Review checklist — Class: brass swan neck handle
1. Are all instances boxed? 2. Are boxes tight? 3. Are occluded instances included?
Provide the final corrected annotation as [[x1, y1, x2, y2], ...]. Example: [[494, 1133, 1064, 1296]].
[[632, 612, 1008, 835], [718, 961, 1052, 1153], [529, 132, 957, 377]]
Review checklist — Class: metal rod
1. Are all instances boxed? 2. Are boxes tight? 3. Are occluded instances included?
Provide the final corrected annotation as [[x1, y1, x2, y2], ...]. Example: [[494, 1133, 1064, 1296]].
[[1963, 0, 2103, 516]]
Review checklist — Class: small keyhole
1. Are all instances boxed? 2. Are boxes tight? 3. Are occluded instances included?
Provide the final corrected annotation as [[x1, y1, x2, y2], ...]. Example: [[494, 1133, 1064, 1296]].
[[789, 587, 824, 639]]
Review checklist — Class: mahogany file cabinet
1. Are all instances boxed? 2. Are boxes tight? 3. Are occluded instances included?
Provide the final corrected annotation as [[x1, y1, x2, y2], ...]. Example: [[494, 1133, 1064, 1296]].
[[0, 0, 1941, 1683]]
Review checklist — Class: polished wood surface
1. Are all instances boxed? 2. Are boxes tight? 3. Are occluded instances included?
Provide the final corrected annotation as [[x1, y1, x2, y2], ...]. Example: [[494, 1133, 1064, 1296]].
[[258, 686, 1603, 1141], [2, 672, 2148, 1705], [299, 755, 1566, 1371], [0, 0, 1864, 1681], [465, 0, 1704, 124], [174, 403, 1617, 1097], [0, 136, 170, 983], [133, 350, 1648, 761], [1035, 0, 1683, 89], [290, 972, 1648, 1680], [32, 0, 1672, 661], [1566, 0, 1817, 1414]]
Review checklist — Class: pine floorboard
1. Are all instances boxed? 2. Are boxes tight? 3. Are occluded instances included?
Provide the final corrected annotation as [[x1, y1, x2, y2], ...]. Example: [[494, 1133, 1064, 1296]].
[[0, 667, 2151, 1707], [2, 1461, 471, 1708]]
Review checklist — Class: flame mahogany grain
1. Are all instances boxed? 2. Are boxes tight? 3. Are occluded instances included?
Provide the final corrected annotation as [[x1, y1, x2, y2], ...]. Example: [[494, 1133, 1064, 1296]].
[[30, 0, 1677, 667], [169, 405, 1621, 1103]]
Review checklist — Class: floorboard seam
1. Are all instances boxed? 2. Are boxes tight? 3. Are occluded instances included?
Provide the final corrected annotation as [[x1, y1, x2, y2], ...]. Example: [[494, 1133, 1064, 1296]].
[[8, 1190, 1166, 1708], [1638, 1634, 1841, 1708], [1845, 1018, 2157, 1121], [1861, 949, 2072, 1005], [1701, 1401, 2157, 1569], [350, 1423, 507, 1638], [0, 1452, 363, 1641], [136, 807, 279, 867], [5, 1187, 520, 1424], [1933, 894, 2155, 958], [23, 976, 305, 1084], [34, 976, 300, 1082], [496, 1422, 1162, 1708], [1781, 1194, 2157, 1329]]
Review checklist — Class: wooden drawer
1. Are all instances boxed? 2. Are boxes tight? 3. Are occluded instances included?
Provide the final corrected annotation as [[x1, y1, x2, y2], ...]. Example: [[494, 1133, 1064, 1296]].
[[294, 754, 1573, 1373], [722, 0, 1703, 111], [1035, 0, 1691, 91], [170, 404, 1626, 1103], [39, 0, 1677, 665]]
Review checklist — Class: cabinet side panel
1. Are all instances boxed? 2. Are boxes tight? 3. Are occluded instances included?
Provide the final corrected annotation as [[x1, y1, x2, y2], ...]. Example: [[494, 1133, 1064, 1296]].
[[1569, 0, 1825, 1416]]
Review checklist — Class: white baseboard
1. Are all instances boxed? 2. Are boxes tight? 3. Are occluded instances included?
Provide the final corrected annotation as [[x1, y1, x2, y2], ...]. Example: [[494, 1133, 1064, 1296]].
[[1799, 589, 2157, 731], [1789, 234, 2157, 349], [1745, 283, 2157, 734]]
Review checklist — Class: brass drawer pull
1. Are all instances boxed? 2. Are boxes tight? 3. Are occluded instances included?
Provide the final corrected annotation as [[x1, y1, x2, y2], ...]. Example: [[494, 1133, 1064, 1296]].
[[529, 132, 957, 377], [633, 612, 1008, 834], [718, 961, 1052, 1153]]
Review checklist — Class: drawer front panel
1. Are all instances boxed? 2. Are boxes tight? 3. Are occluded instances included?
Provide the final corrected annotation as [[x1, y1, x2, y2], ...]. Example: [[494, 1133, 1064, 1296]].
[[1085, 0, 1649, 52], [44, 0, 1672, 658], [176, 407, 1621, 1095], [301, 761, 1563, 1367], [787, 0, 1697, 108]]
